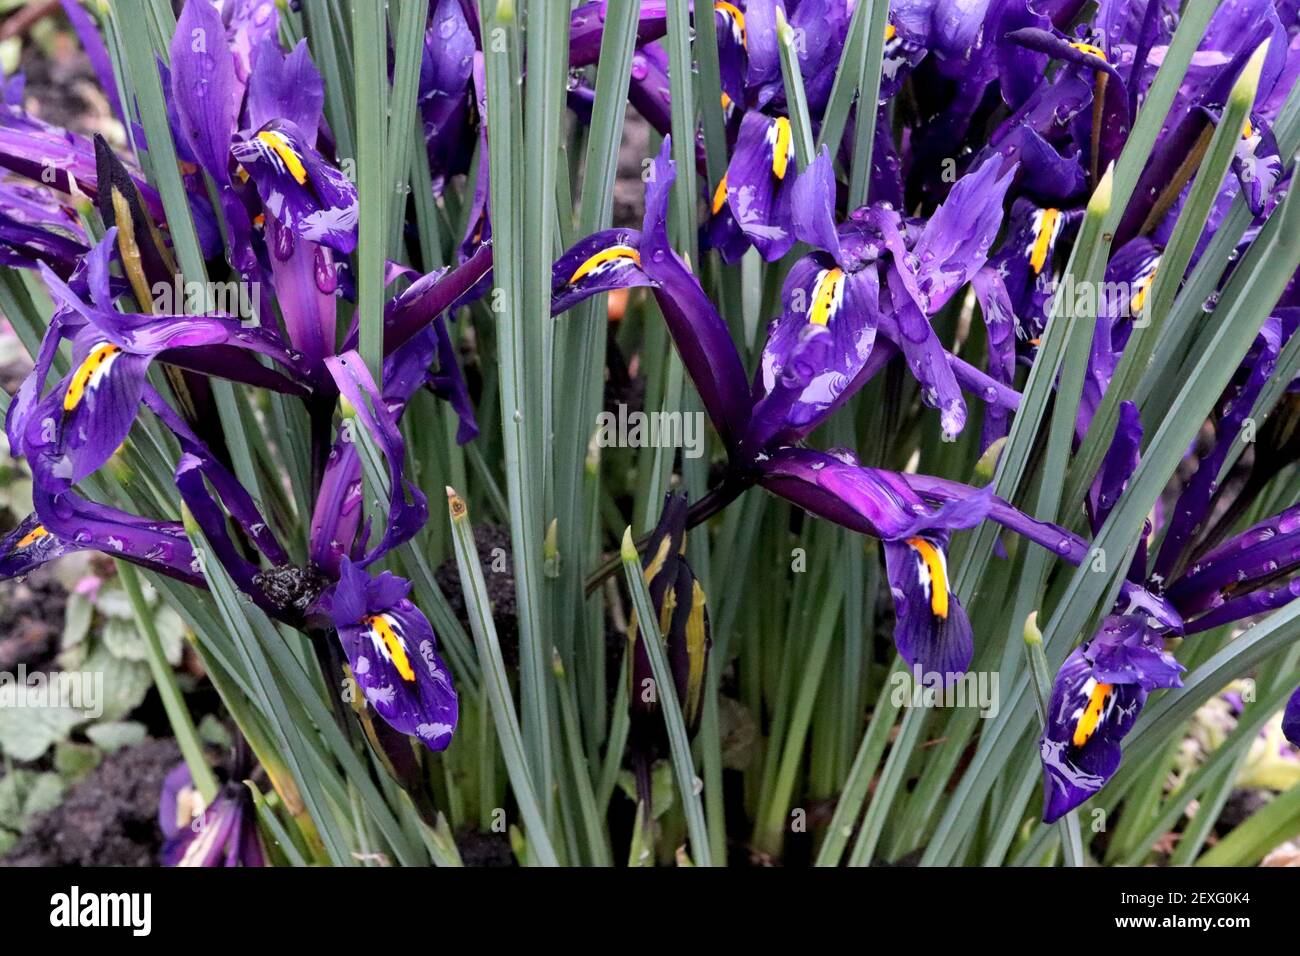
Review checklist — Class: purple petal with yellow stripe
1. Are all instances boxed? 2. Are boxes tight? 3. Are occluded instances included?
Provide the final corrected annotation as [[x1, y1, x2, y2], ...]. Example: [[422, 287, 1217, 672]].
[[233, 119, 358, 254], [550, 227, 651, 316], [325, 559, 458, 752], [724, 110, 797, 261], [1039, 614, 1182, 822]]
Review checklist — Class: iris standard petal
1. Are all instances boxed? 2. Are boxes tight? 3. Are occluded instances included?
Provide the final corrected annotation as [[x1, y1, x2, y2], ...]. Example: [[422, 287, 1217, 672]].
[[325, 352, 430, 565], [168, 0, 240, 184], [247, 36, 326, 145], [789, 147, 844, 261]]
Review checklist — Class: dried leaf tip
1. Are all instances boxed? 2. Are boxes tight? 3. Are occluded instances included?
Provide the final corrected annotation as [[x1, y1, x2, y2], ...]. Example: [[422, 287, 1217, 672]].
[[446, 486, 467, 520]]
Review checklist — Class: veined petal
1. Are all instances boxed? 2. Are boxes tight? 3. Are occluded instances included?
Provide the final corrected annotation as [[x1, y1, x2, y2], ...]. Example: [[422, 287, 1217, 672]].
[[880, 268, 967, 439], [1232, 111, 1284, 217], [326, 560, 458, 752], [970, 268, 1018, 450], [883, 536, 973, 678], [12, 479, 202, 587], [1040, 646, 1144, 823], [247, 37, 325, 145], [1088, 400, 1142, 535], [789, 147, 844, 261], [37, 331, 155, 483], [169, 0, 240, 185], [725, 111, 797, 261], [714, 0, 749, 107], [906, 156, 1017, 313], [233, 119, 358, 254], [551, 228, 652, 316], [1039, 615, 1183, 822], [748, 256, 879, 447], [0, 513, 79, 579]]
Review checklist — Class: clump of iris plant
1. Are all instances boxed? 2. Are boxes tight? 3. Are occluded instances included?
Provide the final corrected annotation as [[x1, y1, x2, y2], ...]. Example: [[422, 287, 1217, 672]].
[[1, 0, 1299, 869]]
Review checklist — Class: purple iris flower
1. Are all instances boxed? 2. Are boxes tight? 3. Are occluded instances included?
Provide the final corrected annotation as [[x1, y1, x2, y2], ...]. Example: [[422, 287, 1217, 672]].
[[1040, 614, 1184, 823], [1285, 689, 1300, 748], [420, 0, 478, 195], [159, 763, 265, 868], [0, 5, 497, 753], [772, 147, 1016, 442], [553, 138, 1091, 679], [321, 559, 458, 751], [0, 179, 88, 275], [1038, 305, 1300, 819]]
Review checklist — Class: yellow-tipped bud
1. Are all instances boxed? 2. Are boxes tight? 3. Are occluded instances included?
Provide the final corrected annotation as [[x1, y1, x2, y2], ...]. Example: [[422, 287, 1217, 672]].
[[621, 525, 639, 562], [1023, 610, 1043, 647], [543, 518, 560, 578], [775, 5, 792, 43], [1231, 39, 1270, 111], [1087, 162, 1114, 218], [974, 436, 1006, 485]]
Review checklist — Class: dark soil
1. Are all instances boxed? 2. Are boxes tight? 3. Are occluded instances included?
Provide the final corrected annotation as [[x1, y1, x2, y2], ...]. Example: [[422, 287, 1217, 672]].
[[613, 110, 650, 228], [2, 737, 179, 867], [17, 30, 114, 139], [1216, 788, 1273, 832], [0, 566, 67, 672], [434, 524, 519, 665], [454, 828, 514, 867]]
